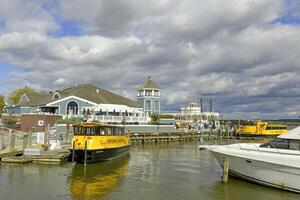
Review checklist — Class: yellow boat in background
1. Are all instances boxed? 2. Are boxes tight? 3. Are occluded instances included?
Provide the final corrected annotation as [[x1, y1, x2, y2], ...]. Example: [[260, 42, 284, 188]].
[[236, 121, 288, 137]]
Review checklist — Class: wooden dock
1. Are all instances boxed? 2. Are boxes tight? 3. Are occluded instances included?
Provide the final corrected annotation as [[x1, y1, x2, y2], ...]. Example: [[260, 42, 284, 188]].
[[1, 149, 70, 164], [130, 130, 235, 144]]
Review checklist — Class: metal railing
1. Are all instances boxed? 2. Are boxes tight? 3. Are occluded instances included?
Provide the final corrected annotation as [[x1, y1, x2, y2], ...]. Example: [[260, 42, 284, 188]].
[[92, 115, 150, 123]]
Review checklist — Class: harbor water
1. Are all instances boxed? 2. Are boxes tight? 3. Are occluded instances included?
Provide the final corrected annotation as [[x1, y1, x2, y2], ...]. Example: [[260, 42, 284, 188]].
[[0, 142, 299, 200]]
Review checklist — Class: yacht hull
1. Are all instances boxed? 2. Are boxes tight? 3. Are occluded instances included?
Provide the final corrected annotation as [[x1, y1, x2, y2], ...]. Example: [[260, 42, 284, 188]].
[[210, 146, 300, 193]]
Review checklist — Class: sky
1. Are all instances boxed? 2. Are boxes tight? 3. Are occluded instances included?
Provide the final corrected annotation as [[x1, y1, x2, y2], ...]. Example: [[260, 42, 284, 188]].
[[0, 0, 300, 119]]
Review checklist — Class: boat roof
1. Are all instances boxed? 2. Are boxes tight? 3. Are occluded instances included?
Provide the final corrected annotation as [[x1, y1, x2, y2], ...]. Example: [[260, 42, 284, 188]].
[[73, 123, 124, 128], [277, 127, 300, 140]]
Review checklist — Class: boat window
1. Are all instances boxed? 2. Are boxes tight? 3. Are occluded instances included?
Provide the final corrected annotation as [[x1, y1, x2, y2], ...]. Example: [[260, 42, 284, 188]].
[[289, 140, 300, 151], [260, 138, 290, 149], [81, 127, 95, 136], [116, 127, 125, 135], [106, 127, 112, 136], [95, 127, 105, 136], [73, 126, 81, 135]]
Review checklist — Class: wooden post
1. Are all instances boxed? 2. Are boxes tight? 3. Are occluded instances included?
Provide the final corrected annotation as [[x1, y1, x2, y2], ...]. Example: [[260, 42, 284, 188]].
[[66, 130, 70, 144], [192, 132, 195, 141], [143, 133, 146, 144], [28, 132, 33, 147], [156, 133, 159, 143], [168, 133, 171, 142], [72, 140, 75, 163], [44, 132, 49, 148], [84, 140, 88, 167], [23, 134, 28, 150], [9, 133, 16, 152], [0, 136, 3, 150], [223, 157, 229, 183]]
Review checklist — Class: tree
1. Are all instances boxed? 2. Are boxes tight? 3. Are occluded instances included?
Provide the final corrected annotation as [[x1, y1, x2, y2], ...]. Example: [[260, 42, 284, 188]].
[[0, 95, 5, 113], [9, 86, 36, 105]]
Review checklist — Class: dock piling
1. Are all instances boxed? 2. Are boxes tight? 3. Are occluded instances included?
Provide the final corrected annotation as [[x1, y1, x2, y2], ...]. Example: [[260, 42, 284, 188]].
[[23, 134, 28, 150], [84, 140, 88, 167], [223, 157, 229, 183], [72, 140, 75, 163], [9, 132, 16, 152], [28, 133, 33, 148]]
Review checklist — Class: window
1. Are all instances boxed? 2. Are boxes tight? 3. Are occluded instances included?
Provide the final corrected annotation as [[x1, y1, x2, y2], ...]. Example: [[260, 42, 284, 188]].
[[145, 100, 151, 111], [260, 138, 290, 149], [67, 101, 78, 115], [52, 92, 60, 99], [73, 126, 95, 135], [73, 126, 81, 135], [95, 127, 105, 136], [289, 140, 300, 150], [82, 127, 95, 136], [154, 100, 159, 111], [145, 90, 152, 96]]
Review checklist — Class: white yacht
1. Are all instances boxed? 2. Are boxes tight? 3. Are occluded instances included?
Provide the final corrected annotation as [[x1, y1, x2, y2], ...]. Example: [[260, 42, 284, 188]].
[[205, 127, 300, 193]]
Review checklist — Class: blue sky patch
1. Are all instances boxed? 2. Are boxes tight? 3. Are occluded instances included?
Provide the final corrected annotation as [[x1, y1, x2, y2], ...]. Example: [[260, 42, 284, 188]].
[[0, 20, 5, 29], [0, 62, 22, 80], [49, 20, 85, 37], [273, 15, 300, 25], [273, 0, 300, 25]]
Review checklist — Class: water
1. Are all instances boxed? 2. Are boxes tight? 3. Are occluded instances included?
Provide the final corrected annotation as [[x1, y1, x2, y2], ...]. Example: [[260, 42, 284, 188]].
[[0, 142, 299, 200]]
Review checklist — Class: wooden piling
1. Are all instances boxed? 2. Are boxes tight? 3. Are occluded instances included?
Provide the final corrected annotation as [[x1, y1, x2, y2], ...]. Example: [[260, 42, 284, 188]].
[[143, 133, 146, 144], [23, 135, 28, 150], [84, 140, 88, 167], [44, 132, 49, 148], [28, 133, 33, 148], [9, 133, 16, 152], [223, 157, 229, 183], [72, 140, 75, 163]]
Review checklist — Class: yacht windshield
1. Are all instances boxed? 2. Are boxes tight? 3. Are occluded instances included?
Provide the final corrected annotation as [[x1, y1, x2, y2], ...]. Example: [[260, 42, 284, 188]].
[[259, 138, 300, 150]]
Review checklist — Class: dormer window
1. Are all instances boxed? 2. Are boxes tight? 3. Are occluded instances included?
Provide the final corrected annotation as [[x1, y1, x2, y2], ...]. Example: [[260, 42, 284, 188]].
[[52, 92, 60, 100], [19, 94, 29, 103]]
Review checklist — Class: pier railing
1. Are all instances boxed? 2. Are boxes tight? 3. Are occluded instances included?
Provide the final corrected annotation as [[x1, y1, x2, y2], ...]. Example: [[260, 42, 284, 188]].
[[0, 126, 40, 155]]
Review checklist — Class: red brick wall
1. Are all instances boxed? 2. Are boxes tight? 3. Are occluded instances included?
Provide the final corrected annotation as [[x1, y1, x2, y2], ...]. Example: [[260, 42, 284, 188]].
[[20, 114, 62, 133]]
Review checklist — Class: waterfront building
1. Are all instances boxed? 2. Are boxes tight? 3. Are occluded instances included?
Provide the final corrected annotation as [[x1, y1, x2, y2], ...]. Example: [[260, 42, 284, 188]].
[[165, 102, 220, 129], [137, 77, 161, 116], [5, 84, 148, 124]]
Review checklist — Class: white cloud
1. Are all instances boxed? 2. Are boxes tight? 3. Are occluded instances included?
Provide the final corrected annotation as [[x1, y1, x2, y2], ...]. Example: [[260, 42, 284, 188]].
[[0, 0, 300, 119]]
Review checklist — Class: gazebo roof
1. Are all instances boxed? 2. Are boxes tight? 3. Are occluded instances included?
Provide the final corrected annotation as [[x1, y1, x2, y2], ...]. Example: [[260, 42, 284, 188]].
[[138, 78, 160, 90]]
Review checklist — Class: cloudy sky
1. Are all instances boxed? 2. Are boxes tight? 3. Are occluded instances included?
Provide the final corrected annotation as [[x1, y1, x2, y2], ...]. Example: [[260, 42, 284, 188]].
[[0, 0, 300, 119]]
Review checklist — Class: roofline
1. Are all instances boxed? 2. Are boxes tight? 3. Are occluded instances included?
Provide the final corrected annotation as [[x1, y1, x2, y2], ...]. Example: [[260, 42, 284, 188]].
[[138, 87, 161, 90], [46, 95, 98, 106]]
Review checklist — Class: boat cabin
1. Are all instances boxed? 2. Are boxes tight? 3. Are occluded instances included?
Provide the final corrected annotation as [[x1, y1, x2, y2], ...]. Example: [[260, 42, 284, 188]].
[[73, 123, 126, 136], [260, 127, 300, 150], [260, 138, 300, 150]]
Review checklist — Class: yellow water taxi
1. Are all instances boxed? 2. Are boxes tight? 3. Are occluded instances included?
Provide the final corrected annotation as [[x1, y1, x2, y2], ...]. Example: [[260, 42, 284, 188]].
[[236, 121, 288, 137], [71, 123, 130, 163]]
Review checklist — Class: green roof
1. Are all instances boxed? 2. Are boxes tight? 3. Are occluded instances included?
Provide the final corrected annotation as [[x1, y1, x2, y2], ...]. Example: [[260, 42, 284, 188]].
[[17, 84, 139, 107], [138, 79, 160, 90]]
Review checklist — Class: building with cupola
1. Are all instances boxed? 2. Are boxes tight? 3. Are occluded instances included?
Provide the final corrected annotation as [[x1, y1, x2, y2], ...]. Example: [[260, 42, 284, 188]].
[[137, 77, 161, 116], [5, 83, 148, 124]]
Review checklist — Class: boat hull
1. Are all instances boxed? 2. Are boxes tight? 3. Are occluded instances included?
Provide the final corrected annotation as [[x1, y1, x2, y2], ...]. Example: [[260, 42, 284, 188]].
[[210, 149, 300, 193], [70, 145, 130, 163]]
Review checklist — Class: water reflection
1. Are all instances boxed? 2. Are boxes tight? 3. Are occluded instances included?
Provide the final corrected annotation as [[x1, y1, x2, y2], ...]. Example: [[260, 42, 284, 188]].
[[69, 153, 130, 200]]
